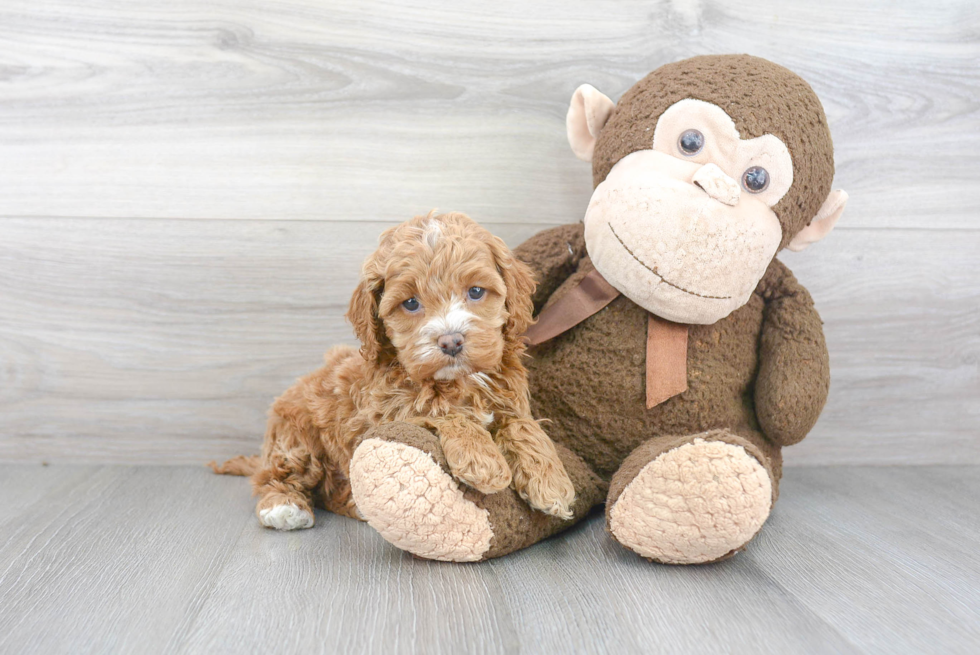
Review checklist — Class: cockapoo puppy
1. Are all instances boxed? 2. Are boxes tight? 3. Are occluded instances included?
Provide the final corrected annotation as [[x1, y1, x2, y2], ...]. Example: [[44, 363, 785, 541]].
[[212, 212, 576, 529]]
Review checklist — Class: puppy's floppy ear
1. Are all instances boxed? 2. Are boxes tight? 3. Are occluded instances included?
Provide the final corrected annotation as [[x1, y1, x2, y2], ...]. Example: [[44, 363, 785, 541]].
[[346, 264, 390, 364], [487, 235, 536, 340]]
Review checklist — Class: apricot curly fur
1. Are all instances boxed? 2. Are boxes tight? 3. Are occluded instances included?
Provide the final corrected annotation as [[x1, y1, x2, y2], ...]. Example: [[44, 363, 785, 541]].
[[213, 212, 575, 526]]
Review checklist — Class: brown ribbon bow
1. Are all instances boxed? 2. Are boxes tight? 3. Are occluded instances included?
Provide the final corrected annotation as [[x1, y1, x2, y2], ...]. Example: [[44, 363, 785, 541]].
[[524, 269, 688, 409]]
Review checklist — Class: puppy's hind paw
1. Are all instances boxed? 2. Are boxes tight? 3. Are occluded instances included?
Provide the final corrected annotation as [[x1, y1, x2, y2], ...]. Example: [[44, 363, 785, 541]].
[[259, 503, 315, 530]]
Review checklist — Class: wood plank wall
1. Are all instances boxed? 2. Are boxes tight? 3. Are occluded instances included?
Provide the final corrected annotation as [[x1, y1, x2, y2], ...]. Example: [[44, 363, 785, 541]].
[[1, 0, 977, 465]]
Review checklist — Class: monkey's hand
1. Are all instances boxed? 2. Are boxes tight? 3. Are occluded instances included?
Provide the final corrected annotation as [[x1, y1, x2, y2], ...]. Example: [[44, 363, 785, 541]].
[[513, 223, 588, 315], [755, 262, 831, 447]]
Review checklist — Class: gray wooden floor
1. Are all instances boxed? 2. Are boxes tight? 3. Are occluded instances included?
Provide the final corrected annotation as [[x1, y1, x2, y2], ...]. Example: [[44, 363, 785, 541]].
[[0, 465, 977, 655]]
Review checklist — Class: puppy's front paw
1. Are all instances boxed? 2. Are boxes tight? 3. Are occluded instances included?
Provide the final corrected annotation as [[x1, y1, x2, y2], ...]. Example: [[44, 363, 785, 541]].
[[443, 438, 512, 495], [259, 503, 315, 530], [514, 461, 576, 520]]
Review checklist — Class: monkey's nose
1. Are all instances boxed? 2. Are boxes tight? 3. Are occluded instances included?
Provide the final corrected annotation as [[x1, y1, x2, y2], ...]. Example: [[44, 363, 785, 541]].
[[437, 333, 465, 357], [693, 163, 740, 206]]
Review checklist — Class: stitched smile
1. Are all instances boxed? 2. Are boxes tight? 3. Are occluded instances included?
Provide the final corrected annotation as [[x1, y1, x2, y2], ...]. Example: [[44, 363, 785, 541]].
[[608, 223, 732, 300]]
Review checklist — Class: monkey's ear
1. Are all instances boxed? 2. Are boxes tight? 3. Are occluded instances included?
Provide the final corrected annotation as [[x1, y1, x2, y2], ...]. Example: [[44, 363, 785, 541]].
[[787, 190, 848, 252], [566, 84, 615, 162]]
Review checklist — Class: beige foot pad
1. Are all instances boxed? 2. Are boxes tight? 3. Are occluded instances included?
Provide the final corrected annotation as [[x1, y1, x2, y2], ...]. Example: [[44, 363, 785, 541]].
[[609, 438, 772, 564], [349, 438, 493, 562]]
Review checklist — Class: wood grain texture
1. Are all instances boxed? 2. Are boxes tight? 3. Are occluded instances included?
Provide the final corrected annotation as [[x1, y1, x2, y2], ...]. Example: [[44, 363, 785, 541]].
[[753, 467, 980, 652], [1, 0, 979, 464], [781, 230, 980, 466], [0, 465, 977, 654], [0, 0, 977, 228], [0, 466, 253, 654], [0, 218, 977, 465]]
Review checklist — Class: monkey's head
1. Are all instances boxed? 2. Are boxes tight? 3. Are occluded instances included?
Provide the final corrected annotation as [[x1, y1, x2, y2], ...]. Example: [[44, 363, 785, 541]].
[[567, 55, 847, 324]]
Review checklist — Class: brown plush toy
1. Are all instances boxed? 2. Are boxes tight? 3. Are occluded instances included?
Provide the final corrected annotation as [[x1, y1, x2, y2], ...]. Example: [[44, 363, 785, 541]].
[[349, 54, 847, 564]]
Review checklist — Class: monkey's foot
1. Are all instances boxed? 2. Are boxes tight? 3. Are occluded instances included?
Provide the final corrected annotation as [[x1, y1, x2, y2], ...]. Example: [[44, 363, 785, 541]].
[[607, 432, 773, 564], [349, 422, 603, 562], [349, 424, 494, 562]]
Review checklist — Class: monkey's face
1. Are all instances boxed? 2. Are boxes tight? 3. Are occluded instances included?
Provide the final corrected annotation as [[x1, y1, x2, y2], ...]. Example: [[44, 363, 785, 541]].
[[583, 99, 794, 324], [567, 55, 847, 326]]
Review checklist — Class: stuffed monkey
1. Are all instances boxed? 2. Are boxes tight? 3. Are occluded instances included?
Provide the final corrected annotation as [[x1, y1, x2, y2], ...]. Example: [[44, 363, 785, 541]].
[[348, 54, 847, 564]]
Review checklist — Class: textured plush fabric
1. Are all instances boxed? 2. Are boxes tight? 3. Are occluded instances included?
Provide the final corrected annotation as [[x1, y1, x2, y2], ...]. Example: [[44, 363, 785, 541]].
[[605, 429, 778, 513], [348, 55, 835, 565], [478, 442, 607, 559], [754, 258, 832, 445], [651, 99, 796, 205], [566, 84, 615, 161], [607, 435, 773, 564], [519, 223, 815, 483], [510, 218, 825, 529], [350, 437, 494, 562], [356, 419, 453, 471], [352, 422, 607, 561], [513, 219, 828, 562], [592, 54, 835, 251]]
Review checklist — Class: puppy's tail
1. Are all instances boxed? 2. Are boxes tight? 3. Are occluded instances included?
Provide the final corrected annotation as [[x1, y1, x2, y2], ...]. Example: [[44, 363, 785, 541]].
[[207, 455, 261, 477]]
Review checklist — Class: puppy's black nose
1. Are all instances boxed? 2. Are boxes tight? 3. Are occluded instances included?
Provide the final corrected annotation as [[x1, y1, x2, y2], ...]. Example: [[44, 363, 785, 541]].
[[437, 333, 464, 357]]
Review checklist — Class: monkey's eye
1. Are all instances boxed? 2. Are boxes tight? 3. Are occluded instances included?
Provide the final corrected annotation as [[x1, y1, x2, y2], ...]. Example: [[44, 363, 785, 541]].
[[401, 297, 421, 312], [742, 166, 770, 193], [678, 129, 704, 155], [467, 286, 486, 301]]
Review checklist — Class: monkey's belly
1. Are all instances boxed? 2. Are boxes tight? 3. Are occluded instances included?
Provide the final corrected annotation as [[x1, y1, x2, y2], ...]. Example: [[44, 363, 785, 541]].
[[526, 294, 765, 481]]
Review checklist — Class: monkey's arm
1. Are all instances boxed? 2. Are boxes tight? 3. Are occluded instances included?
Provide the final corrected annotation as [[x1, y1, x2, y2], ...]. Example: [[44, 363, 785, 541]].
[[754, 259, 831, 447], [512, 223, 587, 314]]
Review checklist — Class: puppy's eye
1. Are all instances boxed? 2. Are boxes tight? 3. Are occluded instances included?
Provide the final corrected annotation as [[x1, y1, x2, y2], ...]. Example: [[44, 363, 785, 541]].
[[467, 287, 486, 301], [401, 297, 421, 312]]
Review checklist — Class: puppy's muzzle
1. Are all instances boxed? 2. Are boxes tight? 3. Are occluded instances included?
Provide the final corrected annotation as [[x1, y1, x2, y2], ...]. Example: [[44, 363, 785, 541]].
[[437, 332, 465, 357]]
